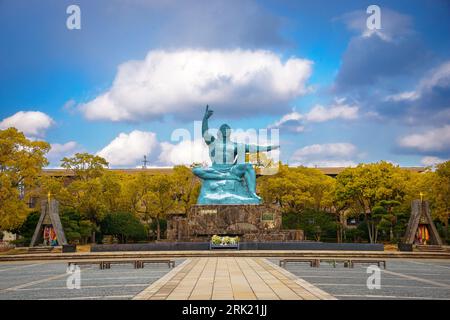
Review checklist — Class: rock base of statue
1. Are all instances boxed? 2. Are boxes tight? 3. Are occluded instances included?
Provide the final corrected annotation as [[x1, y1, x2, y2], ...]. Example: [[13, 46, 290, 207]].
[[197, 179, 261, 205], [167, 204, 303, 242]]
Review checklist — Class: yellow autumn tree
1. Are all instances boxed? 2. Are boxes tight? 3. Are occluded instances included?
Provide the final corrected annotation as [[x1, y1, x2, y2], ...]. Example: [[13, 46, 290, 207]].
[[335, 161, 412, 243], [259, 164, 335, 213], [0, 128, 50, 230]]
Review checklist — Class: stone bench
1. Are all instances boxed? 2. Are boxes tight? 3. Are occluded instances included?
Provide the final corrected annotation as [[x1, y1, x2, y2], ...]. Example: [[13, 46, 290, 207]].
[[68, 259, 175, 270], [349, 259, 386, 269], [137, 259, 175, 269], [317, 258, 352, 268], [279, 258, 320, 268], [279, 258, 386, 269]]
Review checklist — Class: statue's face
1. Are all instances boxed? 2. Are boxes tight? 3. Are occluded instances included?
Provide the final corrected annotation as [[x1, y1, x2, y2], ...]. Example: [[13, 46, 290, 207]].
[[218, 124, 231, 141]]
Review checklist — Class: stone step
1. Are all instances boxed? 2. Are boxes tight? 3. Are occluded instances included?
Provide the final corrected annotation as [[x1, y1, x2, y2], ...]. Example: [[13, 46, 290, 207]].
[[27, 246, 54, 253], [2, 250, 450, 262], [415, 245, 445, 252]]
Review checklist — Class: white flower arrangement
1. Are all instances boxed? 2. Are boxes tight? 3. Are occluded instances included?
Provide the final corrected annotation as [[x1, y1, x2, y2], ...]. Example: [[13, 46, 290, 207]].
[[210, 235, 239, 246]]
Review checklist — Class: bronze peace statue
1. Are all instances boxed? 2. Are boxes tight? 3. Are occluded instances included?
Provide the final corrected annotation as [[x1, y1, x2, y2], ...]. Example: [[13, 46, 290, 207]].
[[192, 105, 279, 204]]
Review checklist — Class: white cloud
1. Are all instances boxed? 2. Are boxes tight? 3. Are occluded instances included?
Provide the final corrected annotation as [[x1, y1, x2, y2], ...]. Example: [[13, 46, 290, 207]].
[[385, 61, 450, 102], [62, 99, 77, 114], [159, 139, 211, 166], [420, 60, 450, 92], [339, 8, 413, 42], [270, 111, 304, 133], [47, 141, 80, 160], [305, 102, 358, 122], [398, 125, 450, 153], [97, 130, 159, 166], [0, 111, 54, 137], [421, 156, 446, 167], [270, 99, 358, 132], [385, 91, 420, 102], [290, 143, 357, 167], [80, 49, 313, 121]]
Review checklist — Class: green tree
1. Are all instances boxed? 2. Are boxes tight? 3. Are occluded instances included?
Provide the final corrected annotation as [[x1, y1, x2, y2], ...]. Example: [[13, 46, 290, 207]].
[[60, 210, 96, 244], [433, 161, 450, 239], [127, 172, 178, 240], [297, 209, 336, 241], [0, 128, 50, 231], [259, 165, 335, 213], [59, 153, 109, 243], [61, 152, 108, 180], [372, 200, 401, 243], [100, 212, 147, 243], [173, 165, 201, 214], [335, 161, 410, 243], [144, 173, 178, 240], [125, 173, 155, 236], [10, 211, 40, 246]]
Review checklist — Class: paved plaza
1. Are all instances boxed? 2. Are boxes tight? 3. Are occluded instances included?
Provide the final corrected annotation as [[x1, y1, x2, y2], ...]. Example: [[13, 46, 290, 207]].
[[134, 257, 334, 300], [0, 259, 184, 300], [0, 258, 449, 300], [278, 258, 450, 300]]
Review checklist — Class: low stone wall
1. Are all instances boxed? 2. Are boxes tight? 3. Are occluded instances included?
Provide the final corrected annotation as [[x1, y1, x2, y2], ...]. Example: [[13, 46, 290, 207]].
[[238, 242, 384, 251], [167, 204, 288, 241], [91, 242, 384, 252], [92, 242, 209, 252]]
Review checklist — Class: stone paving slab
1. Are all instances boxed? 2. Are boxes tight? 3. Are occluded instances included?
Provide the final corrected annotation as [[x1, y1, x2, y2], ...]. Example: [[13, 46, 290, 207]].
[[133, 257, 336, 300], [279, 258, 450, 300], [0, 260, 182, 300]]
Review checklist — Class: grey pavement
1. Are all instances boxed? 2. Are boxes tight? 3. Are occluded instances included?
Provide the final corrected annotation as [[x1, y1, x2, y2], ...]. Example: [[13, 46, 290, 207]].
[[0, 259, 184, 300], [273, 258, 450, 300], [1, 258, 450, 300]]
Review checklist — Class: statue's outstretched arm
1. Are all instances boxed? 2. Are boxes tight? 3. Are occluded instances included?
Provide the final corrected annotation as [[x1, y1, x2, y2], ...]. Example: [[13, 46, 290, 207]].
[[202, 105, 215, 145], [245, 144, 280, 153]]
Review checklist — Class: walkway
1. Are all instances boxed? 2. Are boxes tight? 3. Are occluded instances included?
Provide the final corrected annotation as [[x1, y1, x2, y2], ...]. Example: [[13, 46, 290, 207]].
[[133, 257, 335, 300]]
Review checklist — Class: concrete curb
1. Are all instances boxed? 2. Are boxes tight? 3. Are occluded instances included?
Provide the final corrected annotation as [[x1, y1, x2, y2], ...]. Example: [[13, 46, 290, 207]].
[[1, 250, 450, 262]]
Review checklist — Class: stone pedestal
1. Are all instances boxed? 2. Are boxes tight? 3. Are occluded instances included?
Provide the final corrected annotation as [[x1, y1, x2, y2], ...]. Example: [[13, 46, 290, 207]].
[[189, 204, 281, 236], [167, 204, 303, 242]]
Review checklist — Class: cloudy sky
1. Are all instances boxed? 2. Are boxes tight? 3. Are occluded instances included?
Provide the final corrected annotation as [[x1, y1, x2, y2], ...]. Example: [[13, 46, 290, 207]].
[[1, 0, 449, 168]]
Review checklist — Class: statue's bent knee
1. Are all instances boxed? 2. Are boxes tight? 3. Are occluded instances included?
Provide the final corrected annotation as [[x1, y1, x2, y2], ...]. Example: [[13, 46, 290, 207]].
[[192, 167, 205, 177]]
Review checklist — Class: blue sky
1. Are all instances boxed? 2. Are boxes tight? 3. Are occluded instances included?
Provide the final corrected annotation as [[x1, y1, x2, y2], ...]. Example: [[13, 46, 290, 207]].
[[0, 0, 449, 168]]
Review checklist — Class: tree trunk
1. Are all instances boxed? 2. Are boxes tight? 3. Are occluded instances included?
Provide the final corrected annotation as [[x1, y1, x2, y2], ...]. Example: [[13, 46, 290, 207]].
[[336, 214, 341, 243], [367, 221, 373, 243], [156, 216, 161, 241], [338, 213, 345, 243], [336, 225, 341, 243], [445, 213, 448, 242], [91, 231, 96, 244]]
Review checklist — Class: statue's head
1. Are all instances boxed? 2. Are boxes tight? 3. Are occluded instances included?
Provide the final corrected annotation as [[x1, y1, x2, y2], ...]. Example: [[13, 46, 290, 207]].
[[218, 124, 231, 141]]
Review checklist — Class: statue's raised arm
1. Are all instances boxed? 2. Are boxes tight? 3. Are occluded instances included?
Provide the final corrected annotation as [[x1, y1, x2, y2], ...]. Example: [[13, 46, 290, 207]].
[[202, 105, 215, 145]]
